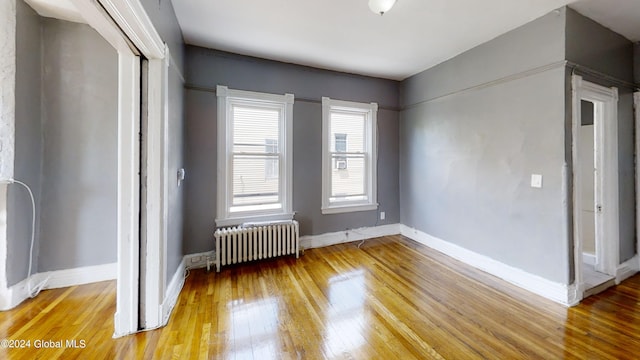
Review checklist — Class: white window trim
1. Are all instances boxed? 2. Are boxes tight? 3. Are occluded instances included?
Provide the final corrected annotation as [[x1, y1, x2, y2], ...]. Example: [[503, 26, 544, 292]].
[[321, 97, 378, 215], [216, 86, 294, 227]]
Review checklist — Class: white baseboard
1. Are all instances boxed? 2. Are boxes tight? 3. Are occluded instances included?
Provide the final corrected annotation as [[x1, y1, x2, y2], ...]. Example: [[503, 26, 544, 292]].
[[0, 262, 117, 310], [40, 262, 117, 289], [160, 252, 218, 325], [582, 252, 596, 266], [185, 224, 401, 267], [399, 225, 576, 306], [0, 288, 10, 310], [616, 255, 639, 284], [162, 258, 186, 324], [0, 277, 32, 311], [300, 223, 400, 250]]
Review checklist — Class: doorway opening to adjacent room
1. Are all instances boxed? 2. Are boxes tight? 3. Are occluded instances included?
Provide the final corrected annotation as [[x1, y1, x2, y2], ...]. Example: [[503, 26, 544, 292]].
[[0, 0, 168, 337], [571, 75, 619, 301]]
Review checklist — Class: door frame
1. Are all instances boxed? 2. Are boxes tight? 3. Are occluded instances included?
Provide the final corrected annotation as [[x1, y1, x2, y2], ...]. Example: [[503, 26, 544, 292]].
[[635, 92, 640, 270], [70, 0, 165, 336], [571, 75, 619, 300]]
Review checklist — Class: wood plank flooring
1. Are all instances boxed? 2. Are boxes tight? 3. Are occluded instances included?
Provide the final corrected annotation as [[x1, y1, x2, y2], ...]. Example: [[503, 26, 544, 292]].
[[2, 235, 640, 359]]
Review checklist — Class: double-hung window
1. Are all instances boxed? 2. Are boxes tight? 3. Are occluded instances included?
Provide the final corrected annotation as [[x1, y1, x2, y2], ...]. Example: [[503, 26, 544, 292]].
[[321, 97, 378, 214], [216, 86, 294, 226]]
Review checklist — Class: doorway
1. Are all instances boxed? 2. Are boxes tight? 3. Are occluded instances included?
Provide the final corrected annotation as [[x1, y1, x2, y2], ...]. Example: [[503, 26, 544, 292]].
[[28, 0, 167, 336], [572, 75, 620, 301]]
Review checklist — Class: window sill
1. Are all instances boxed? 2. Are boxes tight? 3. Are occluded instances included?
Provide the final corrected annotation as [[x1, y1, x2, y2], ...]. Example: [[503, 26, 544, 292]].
[[321, 203, 378, 215], [215, 213, 294, 228]]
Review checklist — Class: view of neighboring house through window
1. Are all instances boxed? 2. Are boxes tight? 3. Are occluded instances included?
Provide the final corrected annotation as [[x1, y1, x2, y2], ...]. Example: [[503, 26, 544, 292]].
[[334, 133, 347, 169], [232, 106, 279, 208], [321, 97, 378, 214], [216, 86, 294, 226], [265, 139, 278, 179]]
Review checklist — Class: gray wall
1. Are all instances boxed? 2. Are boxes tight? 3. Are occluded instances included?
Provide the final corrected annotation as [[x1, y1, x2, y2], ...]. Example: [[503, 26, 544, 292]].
[[140, 0, 184, 73], [7, 0, 42, 286], [566, 8, 634, 82], [565, 7, 636, 263], [140, 0, 185, 282], [399, 7, 637, 285], [184, 47, 400, 254], [140, 0, 185, 281], [399, 9, 570, 283], [8, 1, 186, 288], [166, 61, 185, 280], [38, 19, 118, 271], [401, 9, 566, 107], [635, 42, 639, 84]]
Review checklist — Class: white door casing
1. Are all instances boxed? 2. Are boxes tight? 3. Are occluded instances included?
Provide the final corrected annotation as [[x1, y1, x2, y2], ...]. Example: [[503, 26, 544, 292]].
[[636, 92, 640, 271], [571, 75, 619, 301]]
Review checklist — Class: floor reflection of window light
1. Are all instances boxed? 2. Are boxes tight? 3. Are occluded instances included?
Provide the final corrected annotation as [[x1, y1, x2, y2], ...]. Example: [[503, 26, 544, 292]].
[[229, 298, 279, 359], [325, 270, 367, 356]]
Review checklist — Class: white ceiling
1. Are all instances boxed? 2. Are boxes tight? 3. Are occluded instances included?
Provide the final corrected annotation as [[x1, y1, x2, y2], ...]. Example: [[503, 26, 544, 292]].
[[24, 0, 640, 81], [172, 0, 573, 80], [570, 0, 640, 43], [172, 0, 640, 81]]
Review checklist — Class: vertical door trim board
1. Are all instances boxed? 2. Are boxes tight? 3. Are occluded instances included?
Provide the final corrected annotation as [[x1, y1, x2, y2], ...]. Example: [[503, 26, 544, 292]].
[[635, 92, 640, 272], [141, 46, 172, 329], [571, 75, 619, 302], [116, 51, 142, 338], [140, 55, 166, 330], [571, 75, 585, 302]]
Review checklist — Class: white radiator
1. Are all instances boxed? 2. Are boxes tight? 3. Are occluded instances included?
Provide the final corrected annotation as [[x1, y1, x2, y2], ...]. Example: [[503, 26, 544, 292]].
[[214, 220, 299, 272]]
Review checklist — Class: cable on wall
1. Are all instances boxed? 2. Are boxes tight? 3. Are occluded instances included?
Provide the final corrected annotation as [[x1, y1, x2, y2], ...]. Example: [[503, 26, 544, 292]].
[[2, 179, 48, 298]]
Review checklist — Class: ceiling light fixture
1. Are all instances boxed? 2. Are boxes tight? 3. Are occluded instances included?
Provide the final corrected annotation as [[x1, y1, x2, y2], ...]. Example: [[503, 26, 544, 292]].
[[368, 0, 397, 15]]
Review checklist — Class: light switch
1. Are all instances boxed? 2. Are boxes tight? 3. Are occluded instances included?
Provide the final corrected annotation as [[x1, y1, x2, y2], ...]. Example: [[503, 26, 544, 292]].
[[531, 174, 543, 188], [177, 168, 186, 187]]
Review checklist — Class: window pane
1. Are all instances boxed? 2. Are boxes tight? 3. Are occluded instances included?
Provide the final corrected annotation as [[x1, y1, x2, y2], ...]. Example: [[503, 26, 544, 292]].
[[330, 154, 365, 199], [232, 155, 279, 208], [233, 105, 280, 154], [265, 139, 278, 179], [230, 104, 281, 213], [331, 112, 364, 153], [334, 133, 347, 169], [217, 86, 293, 223], [335, 133, 347, 152], [321, 97, 377, 214]]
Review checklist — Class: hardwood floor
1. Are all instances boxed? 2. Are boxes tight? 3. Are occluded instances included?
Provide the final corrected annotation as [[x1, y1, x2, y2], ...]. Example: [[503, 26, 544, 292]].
[[2, 235, 640, 359]]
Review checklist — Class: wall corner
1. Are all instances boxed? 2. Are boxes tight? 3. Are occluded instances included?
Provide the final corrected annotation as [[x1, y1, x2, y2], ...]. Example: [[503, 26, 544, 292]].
[[0, 0, 16, 309], [0, 0, 16, 181], [634, 42, 639, 85]]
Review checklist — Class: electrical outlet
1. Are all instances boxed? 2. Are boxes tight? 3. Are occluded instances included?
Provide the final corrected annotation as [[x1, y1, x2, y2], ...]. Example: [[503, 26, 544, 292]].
[[380, 211, 385, 220], [531, 174, 543, 188], [190, 256, 201, 263]]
